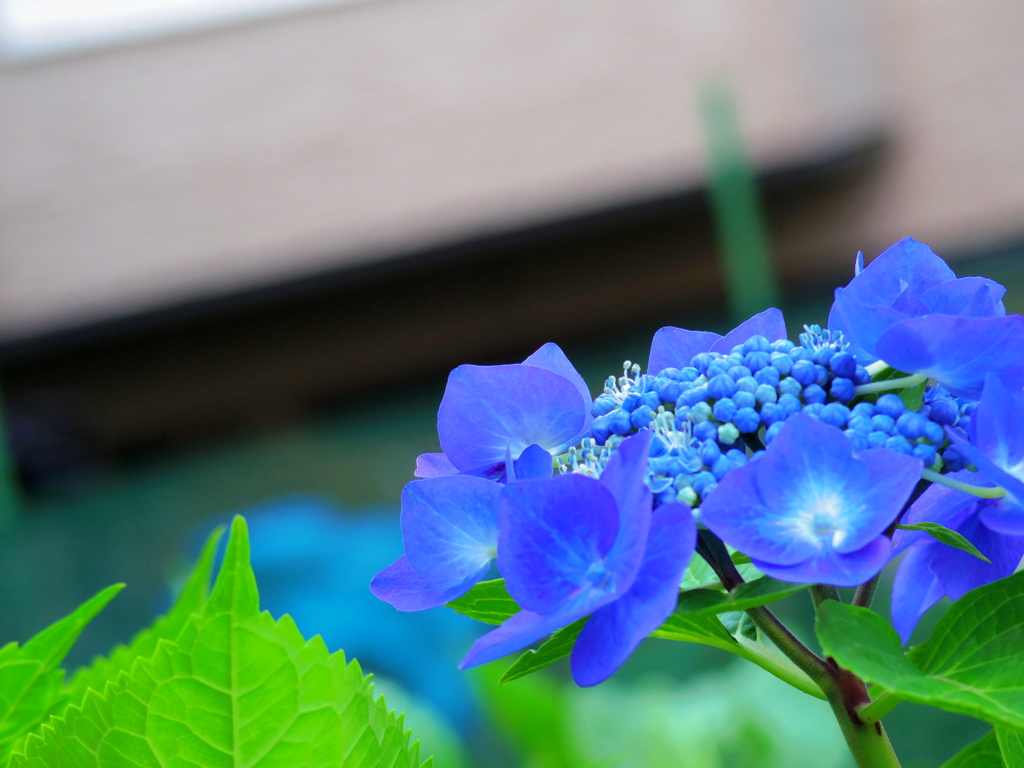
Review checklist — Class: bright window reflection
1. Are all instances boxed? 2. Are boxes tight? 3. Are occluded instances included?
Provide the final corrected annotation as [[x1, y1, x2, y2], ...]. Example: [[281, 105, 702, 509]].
[[0, 0, 359, 58]]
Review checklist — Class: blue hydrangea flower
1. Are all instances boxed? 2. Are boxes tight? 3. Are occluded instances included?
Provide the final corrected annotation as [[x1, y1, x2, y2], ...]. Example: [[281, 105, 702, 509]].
[[829, 238, 1006, 362], [700, 413, 922, 586], [647, 307, 787, 376], [827, 238, 1024, 398], [890, 472, 1024, 643], [373, 442, 556, 611], [416, 343, 592, 479], [371, 473, 504, 611], [459, 431, 697, 686], [946, 375, 1024, 532]]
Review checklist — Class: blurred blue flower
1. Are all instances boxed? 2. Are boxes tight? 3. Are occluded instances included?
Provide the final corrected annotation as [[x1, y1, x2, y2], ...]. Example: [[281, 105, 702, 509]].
[[648, 307, 787, 376], [700, 414, 921, 586], [827, 238, 1024, 398], [417, 342, 592, 479], [890, 473, 1024, 643], [460, 431, 696, 686]]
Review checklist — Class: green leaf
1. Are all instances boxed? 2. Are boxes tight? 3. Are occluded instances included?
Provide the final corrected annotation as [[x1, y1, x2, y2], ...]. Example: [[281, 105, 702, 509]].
[[65, 525, 225, 707], [656, 611, 824, 699], [673, 577, 810, 617], [871, 366, 905, 383], [896, 522, 990, 562], [817, 573, 1024, 729], [499, 618, 588, 685], [11, 517, 431, 768], [997, 727, 1024, 768], [941, 730, 1004, 768], [899, 379, 927, 411], [652, 609, 738, 647], [681, 553, 762, 590], [730, 551, 752, 566], [0, 584, 122, 761], [446, 579, 519, 625], [462, 576, 803, 686]]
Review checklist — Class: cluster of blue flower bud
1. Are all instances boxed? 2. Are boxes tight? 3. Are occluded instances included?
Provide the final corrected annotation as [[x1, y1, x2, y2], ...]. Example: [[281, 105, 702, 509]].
[[572, 326, 966, 508]]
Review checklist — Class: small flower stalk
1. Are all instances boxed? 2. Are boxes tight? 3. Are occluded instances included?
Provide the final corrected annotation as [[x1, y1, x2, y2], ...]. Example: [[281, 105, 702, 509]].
[[371, 237, 1024, 768]]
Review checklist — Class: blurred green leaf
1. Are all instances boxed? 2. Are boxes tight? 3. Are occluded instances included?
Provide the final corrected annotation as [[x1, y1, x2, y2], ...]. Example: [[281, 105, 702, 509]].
[[10, 518, 430, 768], [941, 730, 1003, 767], [896, 522, 990, 562], [446, 579, 518, 625], [817, 573, 1024, 729], [568, 661, 848, 768], [0, 585, 122, 761], [997, 726, 1024, 767]]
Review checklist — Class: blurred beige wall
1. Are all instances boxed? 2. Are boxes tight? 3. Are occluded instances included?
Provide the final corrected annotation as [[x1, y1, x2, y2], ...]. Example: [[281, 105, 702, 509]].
[[1, 0, 1022, 342]]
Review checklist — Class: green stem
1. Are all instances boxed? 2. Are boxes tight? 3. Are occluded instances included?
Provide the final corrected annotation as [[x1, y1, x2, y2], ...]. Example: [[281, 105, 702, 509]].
[[811, 584, 841, 608], [854, 373, 927, 396], [745, 605, 832, 692], [858, 692, 904, 725], [807, 594, 902, 767], [700, 530, 902, 765], [921, 469, 1007, 498], [865, 361, 890, 377], [824, 670, 903, 768], [730, 636, 826, 700], [854, 575, 881, 610]]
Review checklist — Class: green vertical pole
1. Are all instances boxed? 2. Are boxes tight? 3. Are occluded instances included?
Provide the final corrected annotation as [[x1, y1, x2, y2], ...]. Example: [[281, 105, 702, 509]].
[[0, 386, 20, 531], [699, 82, 781, 322]]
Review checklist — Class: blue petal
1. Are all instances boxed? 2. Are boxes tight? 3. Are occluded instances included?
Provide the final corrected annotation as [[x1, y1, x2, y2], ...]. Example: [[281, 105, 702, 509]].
[[978, 497, 1024, 535], [971, 374, 1024, 471], [931, 506, 1024, 601], [598, 431, 653, 579], [875, 314, 1024, 398], [498, 474, 620, 614], [648, 328, 720, 375], [827, 289, 907, 362], [754, 414, 870, 535], [370, 555, 489, 612], [842, 238, 955, 307], [438, 362, 589, 470], [523, 343, 593, 433], [570, 502, 696, 687], [700, 458, 819, 566], [512, 443, 555, 481], [828, 238, 958, 363], [401, 475, 502, 584], [919, 277, 1006, 318], [751, 536, 892, 587], [890, 542, 944, 644], [710, 307, 788, 354], [648, 309, 788, 374], [889, 290, 931, 317], [841, 448, 921, 553], [458, 594, 605, 669], [947, 428, 1024, 513], [414, 452, 459, 478]]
